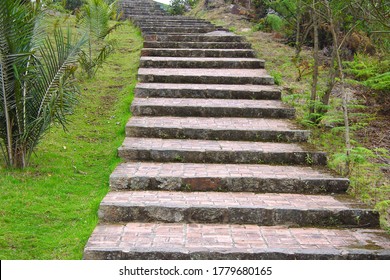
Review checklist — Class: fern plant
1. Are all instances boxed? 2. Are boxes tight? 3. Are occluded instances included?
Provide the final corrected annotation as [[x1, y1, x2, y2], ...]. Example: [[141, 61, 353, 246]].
[[0, 0, 85, 168], [76, 0, 121, 78]]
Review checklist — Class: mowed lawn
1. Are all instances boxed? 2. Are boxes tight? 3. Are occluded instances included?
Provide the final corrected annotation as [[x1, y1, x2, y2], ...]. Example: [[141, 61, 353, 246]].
[[0, 20, 142, 259]]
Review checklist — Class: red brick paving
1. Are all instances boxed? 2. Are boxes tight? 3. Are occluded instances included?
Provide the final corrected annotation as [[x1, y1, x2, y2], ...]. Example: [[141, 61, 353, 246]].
[[86, 223, 390, 251]]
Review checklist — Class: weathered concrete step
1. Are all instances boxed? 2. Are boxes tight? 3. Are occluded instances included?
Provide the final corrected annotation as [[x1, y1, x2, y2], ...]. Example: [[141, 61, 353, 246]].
[[138, 68, 273, 85], [141, 48, 255, 58], [135, 83, 281, 100], [139, 57, 264, 68], [123, 8, 166, 13], [133, 19, 212, 24], [129, 15, 203, 21], [124, 11, 166, 15], [121, 4, 161, 8], [138, 23, 215, 28], [84, 223, 390, 260], [99, 191, 378, 228], [140, 27, 216, 34], [143, 41, 251, 49], [110, 162, 349, 194], [131, 98, 294, 119], [144, 33, 244, 42], [118, 138, 327, 165], [126, 116, 309, 142], [125, 13, 167, 18]]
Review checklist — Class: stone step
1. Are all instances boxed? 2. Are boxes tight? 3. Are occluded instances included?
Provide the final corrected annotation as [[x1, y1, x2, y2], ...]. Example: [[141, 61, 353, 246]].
[[123, 8, 165, 12], [139, 57, 264, 68], [131, 98, 294, 119], [135, 21, 216, 27], [143, 41, 252, 49], [135, 83, 281, 100], [129, 15, 202, 21], [84, 223, 390, 260], [98, 191, 378, 227], [125, 13, 167, 17], [118, 138, 327, 165], [140, 26, 216, 34], [133, 18, 211, 23], [141, 48, 256, 58], [138, 22, 215, 28], [138, 68, 273, 85], [110, 162, 349, 194], [126, 116, 309, 142], [124, 11, 166, 15], [144, 33, 244, 42]]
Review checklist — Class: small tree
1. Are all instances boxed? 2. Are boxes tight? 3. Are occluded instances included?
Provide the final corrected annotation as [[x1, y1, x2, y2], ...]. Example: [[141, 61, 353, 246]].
[[76, 0, 121, 78], [0, 0, 85, 168]]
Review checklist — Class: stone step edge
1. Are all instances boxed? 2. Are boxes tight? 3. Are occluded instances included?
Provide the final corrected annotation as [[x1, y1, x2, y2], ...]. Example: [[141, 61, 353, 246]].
[[83, 223, 390, 260], [118, 137, 328, 166], [130, 100, 295, 119], [135, 83, 281, 100], [98, 191, 378, 228], [109, 162, 349, 194]]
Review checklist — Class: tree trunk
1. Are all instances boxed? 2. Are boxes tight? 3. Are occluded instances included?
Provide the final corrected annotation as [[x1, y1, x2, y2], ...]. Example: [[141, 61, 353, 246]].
[[320, 43, 337, 112], [324, 0, 351, 173], [295, 0, 302, 59], [310, 0, 319, 118]]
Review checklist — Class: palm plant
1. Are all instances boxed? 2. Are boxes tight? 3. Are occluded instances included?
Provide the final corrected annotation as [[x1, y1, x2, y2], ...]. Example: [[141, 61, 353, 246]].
[[77, 0, 121, 78], [0, 0, 85, 168]]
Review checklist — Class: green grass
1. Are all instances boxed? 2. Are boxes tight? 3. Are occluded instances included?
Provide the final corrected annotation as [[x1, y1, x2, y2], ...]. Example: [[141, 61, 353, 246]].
[[0, 19, 143, 259]]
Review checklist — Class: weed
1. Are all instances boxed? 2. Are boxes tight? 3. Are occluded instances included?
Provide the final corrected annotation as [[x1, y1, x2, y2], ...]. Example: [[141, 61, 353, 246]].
[[174, 154, 184, 162], [270, 70, 282, 86], [305, 153, 313, 165], [180, 183, 192, 192]]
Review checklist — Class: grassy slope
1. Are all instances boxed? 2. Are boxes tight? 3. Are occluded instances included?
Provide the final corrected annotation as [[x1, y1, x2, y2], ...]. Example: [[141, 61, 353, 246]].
[[189, 2, 390, 230], [0, 19, 143, 260]]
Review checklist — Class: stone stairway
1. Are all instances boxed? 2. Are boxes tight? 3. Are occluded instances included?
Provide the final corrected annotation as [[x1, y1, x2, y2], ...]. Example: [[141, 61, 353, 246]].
[[83, 0, 390, 259]]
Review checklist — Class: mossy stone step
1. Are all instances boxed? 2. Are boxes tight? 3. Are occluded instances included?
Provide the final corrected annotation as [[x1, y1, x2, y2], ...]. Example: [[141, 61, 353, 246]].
[[110, 162, 349, 194], [118, 137, 327, 165], [141, 48, 255, 58], [143, 33, 244, 42], [139, 57, 264, 68], [98, 191, 378, 228], [135, 83, 281, 100], [131, 98, 294, 119], [84, 223, 390, 260], [137, 68, 273, 85], [143, 41, 252, 49], [126, 116, 309, 142]]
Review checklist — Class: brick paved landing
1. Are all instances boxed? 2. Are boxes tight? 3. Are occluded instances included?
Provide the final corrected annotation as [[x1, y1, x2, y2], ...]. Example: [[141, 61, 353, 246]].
[[84, 223, 390, 260], [83, 0, 390, 260]]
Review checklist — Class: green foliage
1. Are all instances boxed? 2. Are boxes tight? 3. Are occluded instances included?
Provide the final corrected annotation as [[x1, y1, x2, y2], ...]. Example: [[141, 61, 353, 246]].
[[344, 54, 390, 91], [0, 20, 142, 259], [253, 14, 285, 32], [76, 0, 121, 78], [270, 70, 283, 85], [64, 0, 84, 11], [0, 0, 85, 168], [168, 0, 198, 15], [364, 72, 390, 91]]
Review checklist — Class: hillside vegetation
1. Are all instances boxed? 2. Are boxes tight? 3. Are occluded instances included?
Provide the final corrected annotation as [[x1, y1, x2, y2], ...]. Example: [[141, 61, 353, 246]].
[[188, 0, 390, 229]]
